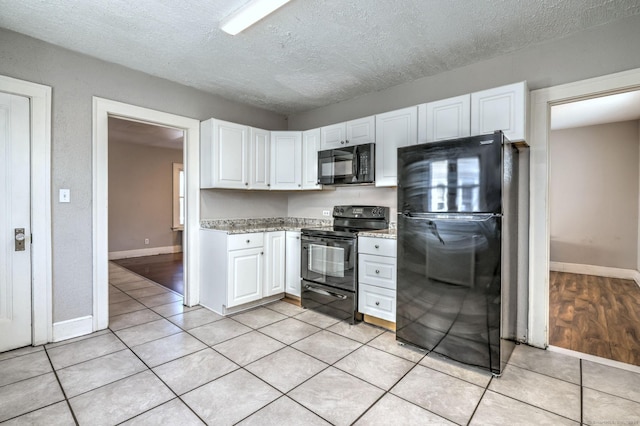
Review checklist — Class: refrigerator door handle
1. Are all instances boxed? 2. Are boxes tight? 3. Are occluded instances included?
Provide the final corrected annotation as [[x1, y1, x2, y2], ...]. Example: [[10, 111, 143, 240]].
[[401, 212, 500, 222]]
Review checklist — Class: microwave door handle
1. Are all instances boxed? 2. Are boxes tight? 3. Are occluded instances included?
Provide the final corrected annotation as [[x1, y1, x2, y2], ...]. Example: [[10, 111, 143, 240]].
[[353, 145, 359, 177]]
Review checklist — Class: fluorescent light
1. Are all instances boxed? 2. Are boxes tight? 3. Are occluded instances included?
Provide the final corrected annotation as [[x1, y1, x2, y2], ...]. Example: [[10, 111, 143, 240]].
[[221, 0, 292, 35]]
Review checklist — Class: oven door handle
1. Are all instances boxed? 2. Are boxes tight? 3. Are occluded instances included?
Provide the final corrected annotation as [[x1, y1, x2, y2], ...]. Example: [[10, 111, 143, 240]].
[[303, 283, 348, 300]]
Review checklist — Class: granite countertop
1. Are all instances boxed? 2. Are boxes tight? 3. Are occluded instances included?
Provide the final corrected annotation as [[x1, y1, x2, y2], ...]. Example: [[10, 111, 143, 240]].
[[201, 217, 332, 234], [358, 228, 397, 239]]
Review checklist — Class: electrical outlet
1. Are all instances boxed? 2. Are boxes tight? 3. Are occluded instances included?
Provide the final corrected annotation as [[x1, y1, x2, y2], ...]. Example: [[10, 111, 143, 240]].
[[144, 238, 149, 245], [322, 210, 331, 216]]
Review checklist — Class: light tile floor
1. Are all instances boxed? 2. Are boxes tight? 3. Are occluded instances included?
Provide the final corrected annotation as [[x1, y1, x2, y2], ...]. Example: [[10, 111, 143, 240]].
[[1, 263, 640, 425]]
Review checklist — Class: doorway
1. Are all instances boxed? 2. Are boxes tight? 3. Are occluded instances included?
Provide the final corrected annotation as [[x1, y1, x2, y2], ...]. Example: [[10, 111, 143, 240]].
[[92, 98, 200, 331], [528, 67, 640, 365], [548, 92, 640, 365], [107, 117, 185, 295]]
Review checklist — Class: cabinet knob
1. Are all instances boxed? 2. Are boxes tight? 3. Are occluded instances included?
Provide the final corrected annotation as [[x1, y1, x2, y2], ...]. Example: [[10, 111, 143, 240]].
[[375, 269, 380, 274], [374, 244, 379, 249], [298, 184, 301, 187], [261, 252, 264, 255], [245, 182, 248, 186], [340, 140, 345, 144], [296, 237, 299, 240], [246, 239, 250, 243], [345, 139, 349, 144], [267, 183, 271, 187], [375, 301, 380, 306]]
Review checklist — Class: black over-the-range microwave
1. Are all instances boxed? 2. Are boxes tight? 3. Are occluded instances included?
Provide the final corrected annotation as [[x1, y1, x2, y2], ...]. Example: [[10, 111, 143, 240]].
[[317, 143, 375, 185]]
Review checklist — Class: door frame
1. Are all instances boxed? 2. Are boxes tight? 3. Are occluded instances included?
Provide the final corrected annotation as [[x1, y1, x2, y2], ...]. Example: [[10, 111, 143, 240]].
[[0, 75, 53, 346], [92, 97, 200, 330], [528, 67, 640, 348]]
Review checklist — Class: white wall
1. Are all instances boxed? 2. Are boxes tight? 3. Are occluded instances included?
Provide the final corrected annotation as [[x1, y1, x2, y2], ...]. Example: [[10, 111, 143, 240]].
[[0, 28, 287, 323], [200, 189, 289, 219], [287, 186, 397, 220], [549, 121, 640, 270], [108, 140, 183, 252]]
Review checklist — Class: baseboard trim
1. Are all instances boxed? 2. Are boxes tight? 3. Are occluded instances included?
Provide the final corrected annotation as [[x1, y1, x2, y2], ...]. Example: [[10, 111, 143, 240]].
[[52, 315, 94, 342], [550, 261, 640, 284], [109, 245, 182, 260], [548, 345, 640, 374]]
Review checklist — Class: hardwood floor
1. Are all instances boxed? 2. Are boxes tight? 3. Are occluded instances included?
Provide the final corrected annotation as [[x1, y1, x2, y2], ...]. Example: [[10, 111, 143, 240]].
[[549, 271, 640, 366], [113, 253, 183, 294]]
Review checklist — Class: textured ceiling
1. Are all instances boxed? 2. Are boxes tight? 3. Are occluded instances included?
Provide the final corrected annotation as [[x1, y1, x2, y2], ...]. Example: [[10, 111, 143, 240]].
[[2, 0, 640, 114]]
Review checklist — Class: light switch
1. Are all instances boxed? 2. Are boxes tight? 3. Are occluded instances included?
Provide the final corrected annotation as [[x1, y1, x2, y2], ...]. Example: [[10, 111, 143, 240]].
[[59, 189, 70, 203]]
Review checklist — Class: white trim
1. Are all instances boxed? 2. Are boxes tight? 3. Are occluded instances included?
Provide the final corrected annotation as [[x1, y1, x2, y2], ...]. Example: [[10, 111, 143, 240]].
[[529, 67, 640, 348], [0, 75, 52, 346], [52, 315, 93, 342], [109, 245, 183, 260], [548, 345, 640, 375], [550, 261, 640, 284], [93, 97, 200, 332]]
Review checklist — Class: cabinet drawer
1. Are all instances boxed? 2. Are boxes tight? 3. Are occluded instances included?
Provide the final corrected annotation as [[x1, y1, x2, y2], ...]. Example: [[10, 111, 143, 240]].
[[358, 283, 396, 323], [359, 237, 396, 257], [358, 254, 396, 290], [228, 233, 264, 251]]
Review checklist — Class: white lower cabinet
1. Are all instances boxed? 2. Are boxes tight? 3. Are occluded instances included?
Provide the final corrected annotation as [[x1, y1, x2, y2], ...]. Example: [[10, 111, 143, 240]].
[[200, 229, 301, 314], [228, 245, 263, 307], [285, 231, 301, 297], [264, 231, 285, 297], [358, 236, 397, 322]]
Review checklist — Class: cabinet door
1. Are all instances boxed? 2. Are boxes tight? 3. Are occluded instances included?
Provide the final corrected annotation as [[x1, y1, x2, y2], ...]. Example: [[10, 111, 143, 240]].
[[264, 231, 285, 296], [285, 231, 301, 297], [424, 94, 471, 142], [302, 129, 321, 190], [227, 247, 263, 308], [471, 81, 526, 141], [375, 106, 418, 187], [346, 116, 375, 146], [201, 119, 248, 189], [248, 127, 270, 190], [270, 131, 302, 190], [320, 122, 346, 150]]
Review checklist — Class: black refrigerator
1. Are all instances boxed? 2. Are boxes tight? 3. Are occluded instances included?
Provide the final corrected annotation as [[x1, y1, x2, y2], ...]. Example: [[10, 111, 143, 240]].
[[396, 131, 519, 376]]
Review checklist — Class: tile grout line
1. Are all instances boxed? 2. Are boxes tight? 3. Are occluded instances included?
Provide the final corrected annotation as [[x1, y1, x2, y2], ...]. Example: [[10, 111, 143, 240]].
[[42, 345, 80, 426]]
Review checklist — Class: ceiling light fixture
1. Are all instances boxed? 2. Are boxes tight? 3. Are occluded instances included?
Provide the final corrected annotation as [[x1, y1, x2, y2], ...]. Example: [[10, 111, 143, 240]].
[[220, 0, 292, 35]]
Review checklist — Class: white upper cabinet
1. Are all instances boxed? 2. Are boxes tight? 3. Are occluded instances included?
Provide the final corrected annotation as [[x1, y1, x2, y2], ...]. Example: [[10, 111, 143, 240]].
[[471, 81, 527, 141], [201, 118, 248, 189], [302, 128, 322, 190], [270, 131, 302, 190], [346, 116, 375, 146], [248, 127, 270, 190], [418, 94, 471, 143], [375, 106, 418, 187], [320, 116, 375, 150]]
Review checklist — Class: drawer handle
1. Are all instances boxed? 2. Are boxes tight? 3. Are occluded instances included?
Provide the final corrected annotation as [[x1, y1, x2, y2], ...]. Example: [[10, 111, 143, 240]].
[[374, 245, 379, 249], [375, 301, 380, 306], [375, 269, 380, 274]]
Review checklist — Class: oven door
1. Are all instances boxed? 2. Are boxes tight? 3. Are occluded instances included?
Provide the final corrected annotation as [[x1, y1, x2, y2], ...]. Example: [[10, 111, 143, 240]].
[[301, 234, 356, 291]]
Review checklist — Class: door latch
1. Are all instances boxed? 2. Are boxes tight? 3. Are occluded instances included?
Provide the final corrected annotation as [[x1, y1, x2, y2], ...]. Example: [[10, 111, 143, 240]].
[[15, 228, 26, 251]]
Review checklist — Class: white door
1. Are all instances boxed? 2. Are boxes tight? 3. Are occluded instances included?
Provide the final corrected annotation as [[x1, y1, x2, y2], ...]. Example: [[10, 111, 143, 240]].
[[0, 92, 31, 352]]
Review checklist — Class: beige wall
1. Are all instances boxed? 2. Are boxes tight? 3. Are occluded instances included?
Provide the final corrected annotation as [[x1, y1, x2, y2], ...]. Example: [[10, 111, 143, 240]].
[[549, 121, 640, 269], [108, 139, 183, 252], [0, 28, 287, 323]]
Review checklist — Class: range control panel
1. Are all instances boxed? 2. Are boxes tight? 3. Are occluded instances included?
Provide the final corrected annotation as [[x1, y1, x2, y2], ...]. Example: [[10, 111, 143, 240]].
[[333, 205, 389, 220]]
